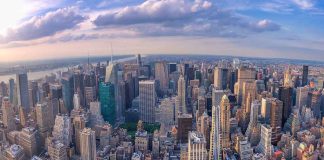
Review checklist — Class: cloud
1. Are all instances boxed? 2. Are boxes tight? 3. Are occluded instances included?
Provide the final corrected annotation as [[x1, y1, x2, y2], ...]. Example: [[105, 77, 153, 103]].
[[92, 0, 280, 38], [291, 0, 315, 9], [93, 0, 211, 26], [0, 7, 86, 43]]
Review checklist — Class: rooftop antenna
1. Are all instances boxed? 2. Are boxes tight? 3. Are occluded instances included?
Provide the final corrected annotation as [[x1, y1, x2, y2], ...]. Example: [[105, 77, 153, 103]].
[[87, 51, 90, 71], [110, 42, 114, 64]]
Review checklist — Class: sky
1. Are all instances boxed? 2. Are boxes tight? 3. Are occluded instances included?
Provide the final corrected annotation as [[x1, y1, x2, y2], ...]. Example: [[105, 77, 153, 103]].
[[0, 0, 323, 62]]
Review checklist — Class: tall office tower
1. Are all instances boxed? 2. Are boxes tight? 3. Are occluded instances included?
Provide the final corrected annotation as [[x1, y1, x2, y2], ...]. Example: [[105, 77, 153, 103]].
[[261, 98, 272, 120], [9, 78, 15, 103], [156, 97, 177, 126], [212, 89, 225, 108], [105, 62, 120, 123], [18, 127, 39, 158], [302, 65, 309, 86], [168, 63, 177, 74], [296, 86, 309, 110], [47, 138, 68, 160], [196, 96, 206, 118], [3, 144, 26, 160], [99, 82, 115, 125], [197, 112, 210, 149], [238, 137, 253, 160], [52, 115, 72, 147], [89, 101, 104, 127], [73, 116, 86, 154], [236, 67, 256, 104], [50, 84, 62, 99], [61, 74, 74, 112], [246, 100, 260, 139], [2, 97, 16, 131], [137, 54, 142, 66], [73, 93, 80, 110], [291, 110, 301, 137], [139, 80, 157, 123], [209, 105, 221, 160], [188, 131, 208, 160], [270, 99, 283, 145], [257, 124, 273, 159], [29, 81, 38, 108], [72, 72, 84, 106], [80, 128, 96, 160], [308, 90, 322, 118], [177, 113, 192, 143], [177, 75, 186, 113], [117, 80, 126, 120], [214, 67, 229, 90], [155, 61, 169, 91], [220, 95, 231, 149], [16, 72, 30, 112], [84, 86, 96, 107], [284, 68, 293, 87], [36, 102, 51, 147], [278, 86, 293, 126]]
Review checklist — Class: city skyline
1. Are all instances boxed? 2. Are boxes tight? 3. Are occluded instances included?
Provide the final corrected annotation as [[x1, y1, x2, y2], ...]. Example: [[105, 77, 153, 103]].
[[0, 0, 323, 62]]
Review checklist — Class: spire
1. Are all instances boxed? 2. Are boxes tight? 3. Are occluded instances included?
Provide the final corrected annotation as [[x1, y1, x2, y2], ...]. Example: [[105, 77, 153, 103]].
[[110, 42, 114, 64]]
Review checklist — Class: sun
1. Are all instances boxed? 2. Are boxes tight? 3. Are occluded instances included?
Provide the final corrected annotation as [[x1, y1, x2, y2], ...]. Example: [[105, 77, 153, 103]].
[[0, 0, 31, 35]]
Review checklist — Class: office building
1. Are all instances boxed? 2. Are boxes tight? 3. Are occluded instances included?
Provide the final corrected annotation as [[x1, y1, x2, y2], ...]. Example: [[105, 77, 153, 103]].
[[270, 99, 283, 144], [80, 128, 96, 160], [52, 115, 72, 147], [155, 61, 169, 91], [209, 105, 221, 160], [177, 74, 187, 113], [61, 74, 74, 112], [296, 86, 309, 109], [220, 95, 231, 148], [3, 144, 26, 160], [16, 72, 30, 111], [177, 113, 192, 143], [257, 124, 273, 158], [139, 80, 157, 123], [99, 82, 116, 125], [2, 97, 16, 131], [47, 138, 68, 160], [188, 131, 208, 160], [278, 86, 293, 126], [302, 65, 308, 86]]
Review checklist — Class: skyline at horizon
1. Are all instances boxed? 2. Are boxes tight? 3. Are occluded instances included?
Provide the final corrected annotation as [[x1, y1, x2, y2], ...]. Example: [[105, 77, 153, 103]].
[[0, 0, 323, 62]]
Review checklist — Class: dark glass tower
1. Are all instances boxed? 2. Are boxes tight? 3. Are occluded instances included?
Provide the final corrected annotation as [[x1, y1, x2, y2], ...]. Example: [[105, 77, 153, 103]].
[[61, 75, 74, 112], [99, 82, 115, 125], [302, 65, 308, 86]]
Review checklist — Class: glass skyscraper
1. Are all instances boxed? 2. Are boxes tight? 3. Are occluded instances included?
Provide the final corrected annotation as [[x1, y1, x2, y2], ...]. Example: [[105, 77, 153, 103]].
[[61, 75, 74, 112], [99, 82, 115, 125], [16, 72, 30, 111]]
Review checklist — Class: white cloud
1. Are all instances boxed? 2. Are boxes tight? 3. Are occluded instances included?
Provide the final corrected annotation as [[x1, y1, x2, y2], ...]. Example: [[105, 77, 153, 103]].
[[291, 0, 315, 9]]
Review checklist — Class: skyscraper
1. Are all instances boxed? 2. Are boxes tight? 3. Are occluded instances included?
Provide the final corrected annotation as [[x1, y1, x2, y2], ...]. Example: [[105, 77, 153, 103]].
[[99, 82, 116, 125], [155, 61, 169, 91], [214, 67, 229, 90], [220, 95, 231, 148], [302, 65, 308, 86], [235, 67, 256, 104], [278, 86, 293, 126], [188, 131, 208, 160], [16, 72, 30, 111], [2, 97, 16, 131], [270, 99, 283, 145], [257, 124, 273, 158], [52, 115, 72, 147], [139, 80, 157, 123], [105, 61, 120, 124], [177, 74, 186, 113], [61, 74, 74, 112], [296, 86, 309, 110], [9, 78, 14, 104], [80, 128, 96, 160], [209, 105, 221, 160]]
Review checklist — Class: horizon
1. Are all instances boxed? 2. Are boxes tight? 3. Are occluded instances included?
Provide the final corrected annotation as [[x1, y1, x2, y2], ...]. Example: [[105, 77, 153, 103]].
[[0, 0, 323, 62]]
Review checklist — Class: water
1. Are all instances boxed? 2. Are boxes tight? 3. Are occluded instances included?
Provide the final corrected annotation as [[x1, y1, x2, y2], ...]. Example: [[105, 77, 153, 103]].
[[0, 56, 136, 83]]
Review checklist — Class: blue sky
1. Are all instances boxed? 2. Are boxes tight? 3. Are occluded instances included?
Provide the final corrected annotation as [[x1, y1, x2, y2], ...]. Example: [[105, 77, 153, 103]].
[[0, 0, 323, 61]]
